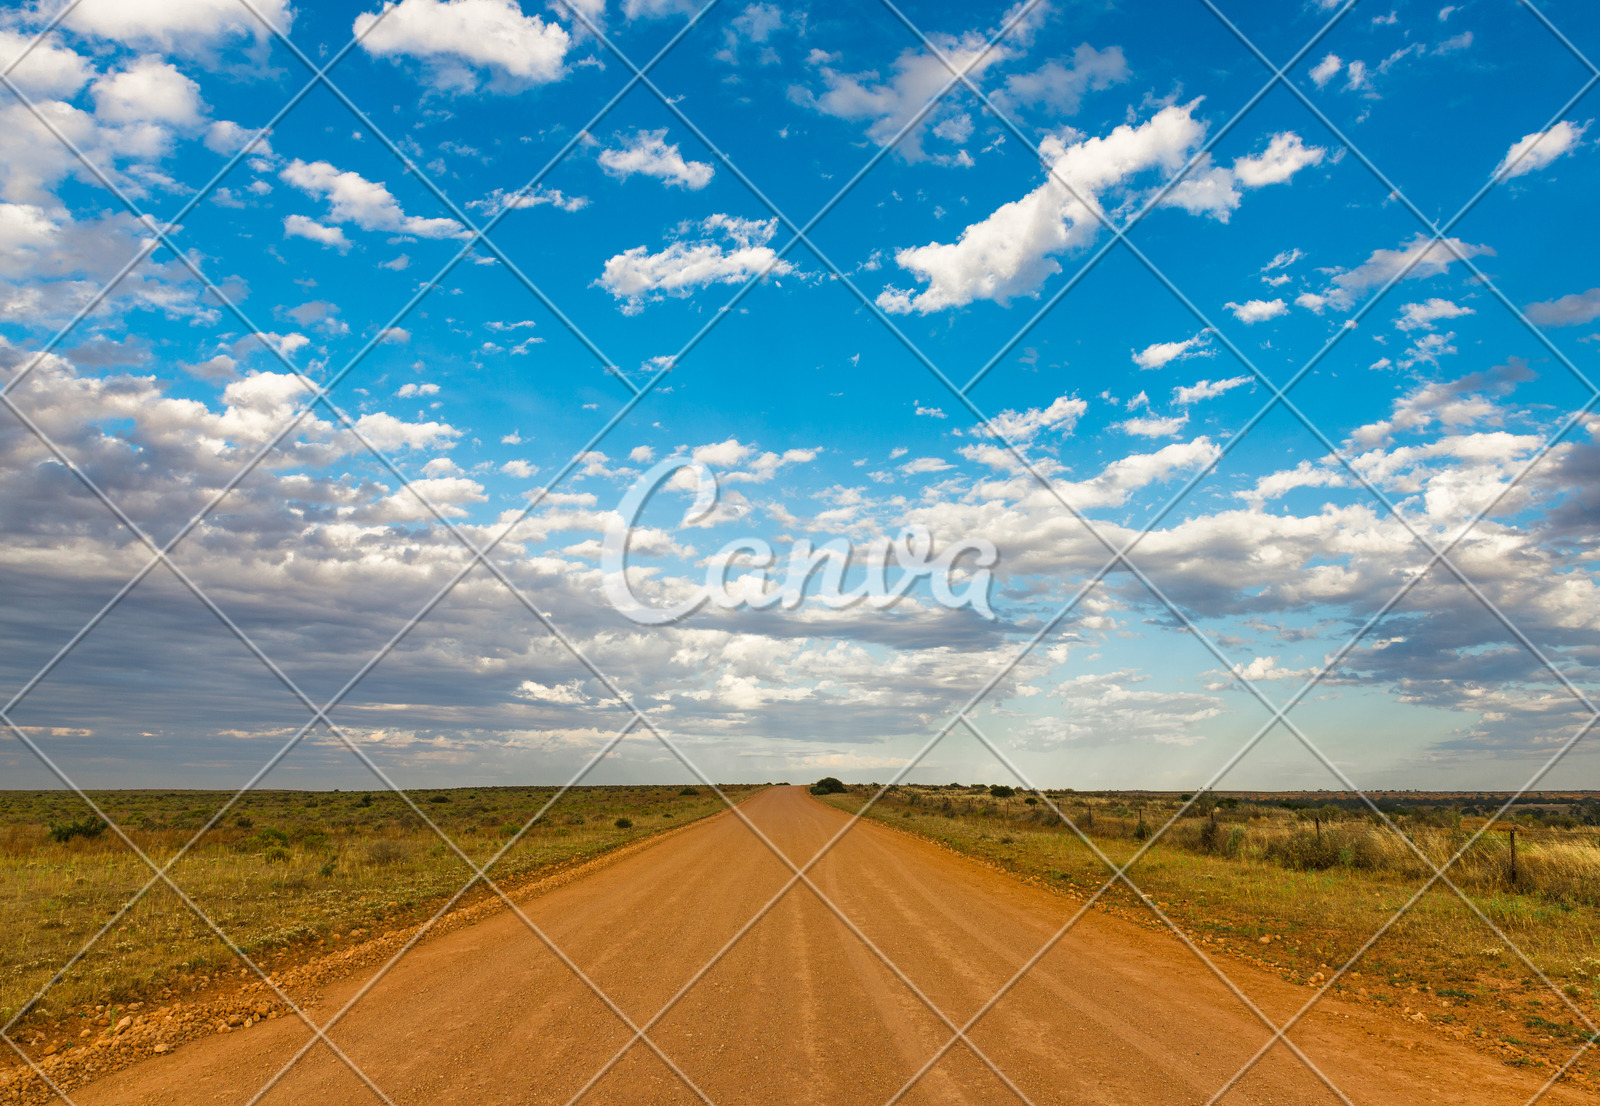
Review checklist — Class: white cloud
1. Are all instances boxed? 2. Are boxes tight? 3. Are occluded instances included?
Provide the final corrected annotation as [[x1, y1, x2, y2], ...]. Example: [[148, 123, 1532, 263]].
[[1119, 413, 1189, 438], [354, 0, 573, 92], [1309, 53, 1342, 88], [469, 185, 588, 214], [90, 57, 205, 128], [899, 456, 952, 476], [1132, 331, 1211, 370], [1322, 234, 1494, 309], [597, 129, 714, 190], [1261, 248, 1303, 273], [397, 382, 440, 397], [1173, 376, 1252, 405], [0, 31, 93, 100], [1294, 291, 1327, 313], [596, 215, 792, 313], [203, 120, 273, 160], [1224, 298, 1287, 324], [999, 44, 1130, 116], [1024, 669, 1224, 747], [1526, 287, 1600, 328], [880, 107, 1324, 313], [1493, 120, 1588, 181], [1164, 132, 1325, 221], [283, 214, 350, 250], [1398, 331, 1458, 369], [792, 33, 1013, 164], [985, 394, 1087, 443], [280, 159, 462, 239], [879, 104, 1205, 312], [1231, 132, 1326, 187], [501, 459, 536, 478], [63, 0, 293, 53], [1395, 297, 1474, 331]]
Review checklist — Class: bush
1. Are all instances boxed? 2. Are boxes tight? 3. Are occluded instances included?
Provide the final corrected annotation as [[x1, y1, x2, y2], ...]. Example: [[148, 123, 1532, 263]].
[[679, 787, 700, 796], [428, 795, 450, 804], [234, 815, 253, 829], [47, 815, 107, 843], [264, 846, 291, 863], [614, 818, 633, 829], [810, 777, 847, 795], [989, 785, 1016, 799]]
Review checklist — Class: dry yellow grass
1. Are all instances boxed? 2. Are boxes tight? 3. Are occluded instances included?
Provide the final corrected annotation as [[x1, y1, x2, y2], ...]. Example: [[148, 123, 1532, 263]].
[[819, 785, 1600, 1074], [1, 785, 762, 1030]]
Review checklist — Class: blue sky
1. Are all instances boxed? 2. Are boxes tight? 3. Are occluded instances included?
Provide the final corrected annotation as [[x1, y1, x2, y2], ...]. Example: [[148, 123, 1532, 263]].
[[1, 0, 1598, 794]]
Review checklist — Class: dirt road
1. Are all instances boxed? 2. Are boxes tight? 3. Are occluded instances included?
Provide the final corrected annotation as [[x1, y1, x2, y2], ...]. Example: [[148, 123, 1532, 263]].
[[74, 786, 1581, 1105]]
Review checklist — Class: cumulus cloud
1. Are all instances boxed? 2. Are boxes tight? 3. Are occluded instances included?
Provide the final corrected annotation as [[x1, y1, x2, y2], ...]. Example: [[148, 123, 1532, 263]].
[[1395, 297, 1473, 331], [998, 44, 1130, 116], [1309, 53, 1342, 87], [790, 19, 1044, 164], [597, 130, 714, 190], [1173, 376, 1252, 405], [354, 0, 575, 92], [280, 159, 462, 240], [1224, 298, 1287, 324], [1119, 413, 1189, 438], [283, 214, 350, 250], [1320, 234, 1494, 310], [1525, 287, 1600, 328], [879, 106, 1323, 313], [596, 215, 793, 313], [984, 395, 1087, 444], [90, 57, 205, 128], [1493, 120, 1587, 181], [1132, 331, 1211, 370], [62, 0, 294, 54]]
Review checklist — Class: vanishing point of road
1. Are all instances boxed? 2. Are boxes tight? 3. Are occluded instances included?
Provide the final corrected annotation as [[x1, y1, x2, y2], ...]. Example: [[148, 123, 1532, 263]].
[[77, 786, 1580, 1105]]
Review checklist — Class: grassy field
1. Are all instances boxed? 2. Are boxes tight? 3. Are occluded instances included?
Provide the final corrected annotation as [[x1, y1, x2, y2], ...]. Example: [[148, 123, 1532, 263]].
[[0, 784, 762, 1032], [817, 783, 1600, 1076]]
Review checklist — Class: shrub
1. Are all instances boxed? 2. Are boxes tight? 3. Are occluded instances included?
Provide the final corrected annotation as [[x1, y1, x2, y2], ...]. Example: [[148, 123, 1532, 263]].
[[810, 777, 847, 795], [989, 785, 1016, 799], [263, 846, 291, 863], [614, 818, 633, 829], [47, 815, 107, 843], [254, 828, 290, 847], [679, 787, 700, 796], [428, 795, 450, 804], [234, 816, 253, 829]]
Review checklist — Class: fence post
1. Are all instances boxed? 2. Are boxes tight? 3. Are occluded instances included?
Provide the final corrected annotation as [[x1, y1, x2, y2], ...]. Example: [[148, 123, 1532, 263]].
[[1509, 826, 1517, 888]]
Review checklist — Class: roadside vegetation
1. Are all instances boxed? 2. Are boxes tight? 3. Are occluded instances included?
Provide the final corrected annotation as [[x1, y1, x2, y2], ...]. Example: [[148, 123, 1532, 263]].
[[0, 785, 760, 1031], [817, 784, 1600, 1077]]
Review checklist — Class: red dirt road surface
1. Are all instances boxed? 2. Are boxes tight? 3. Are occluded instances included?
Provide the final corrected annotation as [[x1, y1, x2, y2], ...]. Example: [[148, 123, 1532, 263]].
[[72, 786, 1585, 1105]]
